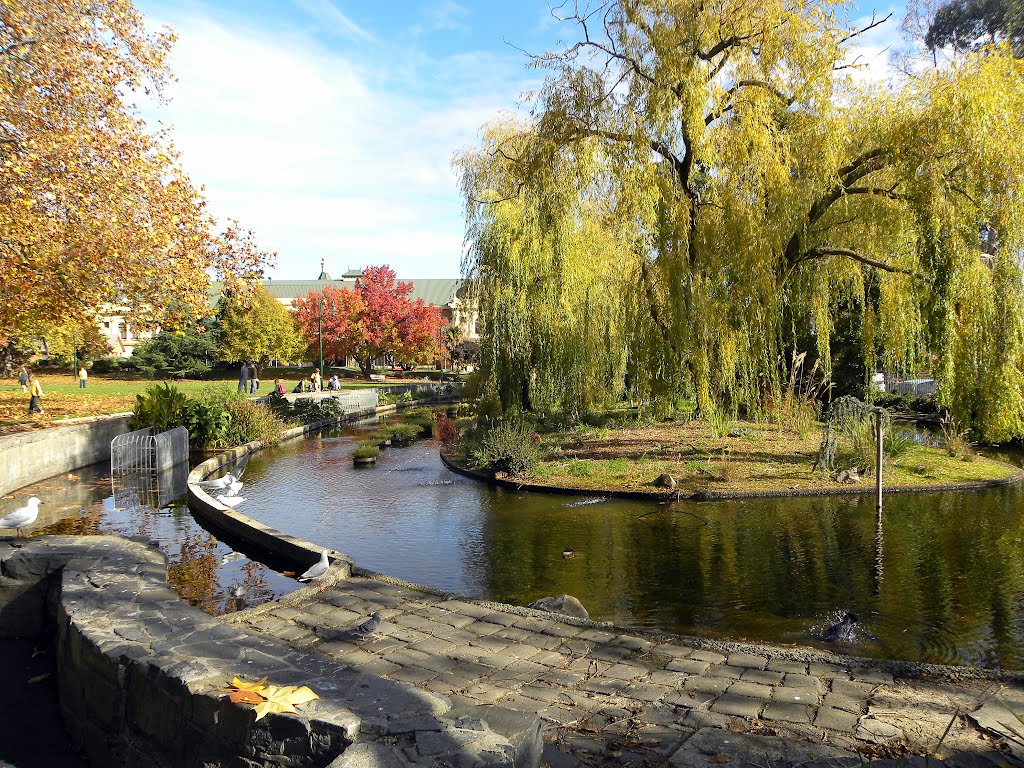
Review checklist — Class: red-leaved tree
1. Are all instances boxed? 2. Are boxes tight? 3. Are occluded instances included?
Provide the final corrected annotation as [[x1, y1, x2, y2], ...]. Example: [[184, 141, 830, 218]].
[[292, 265, 445, 377]]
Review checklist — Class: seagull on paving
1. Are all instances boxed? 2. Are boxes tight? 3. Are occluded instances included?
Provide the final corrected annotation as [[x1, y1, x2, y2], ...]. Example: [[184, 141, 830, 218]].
[[216, 495, 245, 508], [0, 497, 42, 537], [198, 473, 235, 490], [298, 550, 330, 583]]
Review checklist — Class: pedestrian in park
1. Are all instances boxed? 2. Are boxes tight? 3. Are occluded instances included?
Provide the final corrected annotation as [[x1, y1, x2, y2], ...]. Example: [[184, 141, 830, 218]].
[[27, 373, 44, 415], [17, 366, 28, 392], [311, 368, 322, 392], [274, 378, 287, 395], [249, 362, 259, 393], [78, 365, 88, 388], [238, 362, 250, 393]]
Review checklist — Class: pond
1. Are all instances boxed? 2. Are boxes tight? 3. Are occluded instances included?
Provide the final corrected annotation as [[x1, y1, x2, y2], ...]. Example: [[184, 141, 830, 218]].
[[237, 421, 1024, 670], [8, 418, 1024, 670]]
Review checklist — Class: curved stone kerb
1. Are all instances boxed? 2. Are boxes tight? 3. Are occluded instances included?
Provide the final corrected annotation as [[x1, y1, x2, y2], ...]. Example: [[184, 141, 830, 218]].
[[1, 536, 535, 768]]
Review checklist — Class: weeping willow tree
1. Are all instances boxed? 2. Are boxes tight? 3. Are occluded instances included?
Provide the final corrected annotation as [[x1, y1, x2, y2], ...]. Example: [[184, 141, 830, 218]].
[[456, 0, 1024, 440]]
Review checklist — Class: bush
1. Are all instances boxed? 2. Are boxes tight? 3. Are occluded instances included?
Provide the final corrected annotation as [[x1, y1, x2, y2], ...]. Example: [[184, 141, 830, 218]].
[[384, 423, 422, 446], [183, 394, 232, 449], [222, 396, 284, 448], [434, 411, 458, 442], [92, 356, 135, 374], [379, 389, 413, 405], [351, 441, 381, 461], [129, 383, 190, 432], [469, 421, 542, 478]]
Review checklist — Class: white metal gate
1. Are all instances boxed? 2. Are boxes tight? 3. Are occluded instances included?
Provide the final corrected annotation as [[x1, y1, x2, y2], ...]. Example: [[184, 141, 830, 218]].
[[111, 426, 189, 474]]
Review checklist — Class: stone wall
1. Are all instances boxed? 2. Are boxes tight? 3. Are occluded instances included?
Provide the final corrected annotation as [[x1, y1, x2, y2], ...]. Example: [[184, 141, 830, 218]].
[[0, 413, 132, 496], [0, 537, 539, 768]]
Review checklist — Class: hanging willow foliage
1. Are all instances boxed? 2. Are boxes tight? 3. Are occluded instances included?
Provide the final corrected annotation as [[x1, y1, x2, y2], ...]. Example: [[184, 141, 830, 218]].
[[455, 0, 1024, 439]]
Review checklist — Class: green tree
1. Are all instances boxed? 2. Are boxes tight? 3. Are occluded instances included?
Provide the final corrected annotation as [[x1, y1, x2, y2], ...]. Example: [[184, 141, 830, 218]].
[[131, 324, 218, 378], [926, 0, 1024, 56], [457, 0, 1024, 439], [217, 286, 305, 365]]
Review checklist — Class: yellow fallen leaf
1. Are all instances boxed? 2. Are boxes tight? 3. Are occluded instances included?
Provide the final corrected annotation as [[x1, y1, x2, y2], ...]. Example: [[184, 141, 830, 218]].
[[228, 688, 266, 704], [252, 684, 319, 721], [227, 675, 267, 693]]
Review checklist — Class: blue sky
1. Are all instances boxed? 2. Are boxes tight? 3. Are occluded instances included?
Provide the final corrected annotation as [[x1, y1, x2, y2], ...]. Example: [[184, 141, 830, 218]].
[[137, 0, 908, 281]]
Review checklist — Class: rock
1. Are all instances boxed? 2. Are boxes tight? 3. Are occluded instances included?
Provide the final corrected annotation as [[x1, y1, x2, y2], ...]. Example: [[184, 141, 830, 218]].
[[837, 468, 861, 484], [654, 473, 677, 489], [526, 594, 590, 620]]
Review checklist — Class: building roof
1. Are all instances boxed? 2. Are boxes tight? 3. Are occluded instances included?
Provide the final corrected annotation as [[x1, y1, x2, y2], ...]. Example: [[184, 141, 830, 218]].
[[212, 277, 466, 308]]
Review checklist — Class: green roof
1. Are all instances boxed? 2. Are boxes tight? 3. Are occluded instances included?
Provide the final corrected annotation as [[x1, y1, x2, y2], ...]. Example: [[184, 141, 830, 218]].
[[210, 278, 464, 308]]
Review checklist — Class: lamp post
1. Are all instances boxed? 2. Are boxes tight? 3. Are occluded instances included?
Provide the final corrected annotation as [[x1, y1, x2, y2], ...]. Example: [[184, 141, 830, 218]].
[[317, 297, 325, 375]]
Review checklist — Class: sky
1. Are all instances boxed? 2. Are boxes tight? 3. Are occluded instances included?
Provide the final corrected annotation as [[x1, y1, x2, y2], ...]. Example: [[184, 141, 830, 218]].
[[136, 0, 910, 281]]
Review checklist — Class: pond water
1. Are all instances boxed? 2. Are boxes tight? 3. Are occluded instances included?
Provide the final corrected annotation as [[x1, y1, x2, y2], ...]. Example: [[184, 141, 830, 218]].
[[236, 421, 1024, 670], [8, 418, 1024, 670], [12, 461, 295, 615]]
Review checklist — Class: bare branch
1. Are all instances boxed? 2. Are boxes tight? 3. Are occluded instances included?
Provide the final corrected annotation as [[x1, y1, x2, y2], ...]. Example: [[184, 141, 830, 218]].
[[800, 246, 926, 280]]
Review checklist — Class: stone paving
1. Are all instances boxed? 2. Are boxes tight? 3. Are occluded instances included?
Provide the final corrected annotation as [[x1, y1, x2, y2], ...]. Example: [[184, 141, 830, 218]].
[[226, 572, 1024, 767]]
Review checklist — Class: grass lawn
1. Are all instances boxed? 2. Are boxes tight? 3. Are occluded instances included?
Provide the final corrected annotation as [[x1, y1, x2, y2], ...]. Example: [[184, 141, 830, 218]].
[[0, 371, 410, 429], [515, 419, 1019, 496]]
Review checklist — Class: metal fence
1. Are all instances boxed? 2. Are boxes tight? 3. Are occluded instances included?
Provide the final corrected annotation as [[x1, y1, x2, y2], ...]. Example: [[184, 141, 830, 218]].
[[336, 390, 378, 411], [111, 426, 189, 474], [889, 378, 936, 396], [111, 461, 190, 512]]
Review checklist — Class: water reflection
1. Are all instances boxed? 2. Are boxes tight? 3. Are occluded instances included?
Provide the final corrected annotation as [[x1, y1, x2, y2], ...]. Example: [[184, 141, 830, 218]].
[[10, 461, 293, 616], [239, 428, 1024, 670]]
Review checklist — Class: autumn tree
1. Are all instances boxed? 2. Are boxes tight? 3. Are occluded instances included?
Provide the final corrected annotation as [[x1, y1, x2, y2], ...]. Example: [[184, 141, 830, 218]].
[[218, 286, 305, 365], [457, 0, 1024, 439], [0, 0, 273, 334], [293, 266, 444, 377]]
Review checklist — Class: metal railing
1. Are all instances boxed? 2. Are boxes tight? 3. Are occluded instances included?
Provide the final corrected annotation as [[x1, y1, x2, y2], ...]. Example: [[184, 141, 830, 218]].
[[111, 426, 189, 474]]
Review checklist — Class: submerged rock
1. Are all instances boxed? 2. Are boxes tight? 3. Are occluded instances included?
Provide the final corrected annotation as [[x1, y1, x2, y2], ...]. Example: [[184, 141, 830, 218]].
[[527, 594, 590, 620]]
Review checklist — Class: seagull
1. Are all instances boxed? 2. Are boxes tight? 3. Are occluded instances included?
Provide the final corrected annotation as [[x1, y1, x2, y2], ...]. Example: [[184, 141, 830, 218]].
[[198, 473, 235, 490], [224, 480, 244, 497], [216, 495, 245, 508], [0, 497, 42, 537], [298, 550, 330, 583]]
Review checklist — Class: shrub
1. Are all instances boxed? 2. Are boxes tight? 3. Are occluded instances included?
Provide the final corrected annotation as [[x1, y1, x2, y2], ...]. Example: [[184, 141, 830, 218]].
[[183, 394, 232, 449], [385, 423, 422, 446], [941, 414, 974, 460], [883, 427, 915, 462], [470, 421, 542, 477], [222, 396, 284, 448], [352, 441, 381, 461], [92, 355, 135, 374], [379, 389, 413, 405], [129, 383, 190, 432], [434, 411, 458, 442]]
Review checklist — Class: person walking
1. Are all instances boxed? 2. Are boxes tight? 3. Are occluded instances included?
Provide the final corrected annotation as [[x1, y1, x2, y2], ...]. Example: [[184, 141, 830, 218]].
[[17, 366, 28, 393], [27, 373, 44, 415], [249, 362, 259, 394], [78, 365, 88, 388], [238, 362, 250, 393]]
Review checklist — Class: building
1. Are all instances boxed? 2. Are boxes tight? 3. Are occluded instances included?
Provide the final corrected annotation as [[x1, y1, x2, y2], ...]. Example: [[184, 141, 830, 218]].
[[256, 262, 480, 342]]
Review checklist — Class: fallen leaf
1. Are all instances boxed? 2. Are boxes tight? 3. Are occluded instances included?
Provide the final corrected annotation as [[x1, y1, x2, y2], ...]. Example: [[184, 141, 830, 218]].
[[27, 672, 51, 684], [252, 684, 319, 721], [228, 688, 266, 704], [228, 676, 268, 693], [711, 755, 733, 764], [281, 570, 296, 577]]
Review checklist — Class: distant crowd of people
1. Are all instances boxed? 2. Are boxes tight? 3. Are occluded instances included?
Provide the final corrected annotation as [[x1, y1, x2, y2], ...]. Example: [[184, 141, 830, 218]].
[[239, 364, 344, 397]]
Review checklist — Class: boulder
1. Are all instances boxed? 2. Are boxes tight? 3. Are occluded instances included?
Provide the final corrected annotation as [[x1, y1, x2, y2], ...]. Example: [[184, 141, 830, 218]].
[[654, 473, 676, 489], [526, 594, 590, 620]]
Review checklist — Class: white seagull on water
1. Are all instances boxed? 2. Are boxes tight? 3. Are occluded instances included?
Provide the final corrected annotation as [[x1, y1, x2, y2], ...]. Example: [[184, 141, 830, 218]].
[[198, 473, 236, 491], [0, 497, 43, 537]]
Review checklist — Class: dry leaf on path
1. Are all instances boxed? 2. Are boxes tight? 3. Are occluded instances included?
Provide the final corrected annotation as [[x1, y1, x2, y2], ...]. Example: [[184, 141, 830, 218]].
[[228, 689, 266, 704], [252, 684, 319, 721]]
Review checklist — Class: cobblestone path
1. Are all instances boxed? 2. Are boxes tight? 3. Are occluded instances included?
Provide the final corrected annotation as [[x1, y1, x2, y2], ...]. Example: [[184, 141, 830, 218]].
[[226, 574, 1024, 767]]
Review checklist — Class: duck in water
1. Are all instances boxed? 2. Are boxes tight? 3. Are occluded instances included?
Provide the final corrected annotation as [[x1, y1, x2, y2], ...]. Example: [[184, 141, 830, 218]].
[[816, 611, 858, 643]]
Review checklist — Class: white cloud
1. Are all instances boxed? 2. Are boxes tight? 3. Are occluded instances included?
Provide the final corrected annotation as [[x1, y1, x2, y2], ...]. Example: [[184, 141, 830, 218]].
[[146, 11, 527, 279]]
